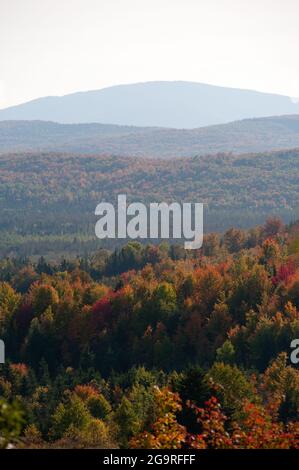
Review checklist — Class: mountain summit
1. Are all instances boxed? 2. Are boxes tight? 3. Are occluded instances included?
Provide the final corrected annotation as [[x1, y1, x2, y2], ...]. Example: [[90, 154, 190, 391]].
[[0, 81, 298, 128]]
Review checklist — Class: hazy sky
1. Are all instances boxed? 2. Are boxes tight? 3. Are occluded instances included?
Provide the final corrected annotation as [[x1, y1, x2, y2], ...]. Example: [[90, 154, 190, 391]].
[[0, 0, 298, 109]]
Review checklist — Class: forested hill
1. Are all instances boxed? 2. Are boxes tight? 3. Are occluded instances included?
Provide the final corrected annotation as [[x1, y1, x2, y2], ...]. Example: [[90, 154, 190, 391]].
[[0, 148, 298, 257], [0, 219, 299, 449], [1, 115, 299, 158]]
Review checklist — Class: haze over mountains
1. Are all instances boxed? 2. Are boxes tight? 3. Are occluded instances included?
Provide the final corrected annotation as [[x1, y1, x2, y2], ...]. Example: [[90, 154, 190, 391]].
[[1, 80, 299, 255], [1, 81, 299, 128], [1, 115, 299, 158]]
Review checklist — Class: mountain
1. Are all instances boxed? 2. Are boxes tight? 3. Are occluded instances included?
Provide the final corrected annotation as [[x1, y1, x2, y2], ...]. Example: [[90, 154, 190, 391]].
[[0, 81, 299, 128], [1, 115, 299, 158]]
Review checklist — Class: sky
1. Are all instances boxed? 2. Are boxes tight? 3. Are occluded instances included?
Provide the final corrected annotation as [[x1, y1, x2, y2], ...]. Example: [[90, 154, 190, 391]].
[[0, 0, 298, 109]]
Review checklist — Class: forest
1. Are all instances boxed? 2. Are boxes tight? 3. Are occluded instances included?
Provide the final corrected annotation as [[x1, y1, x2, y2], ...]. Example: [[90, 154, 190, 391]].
[[0, 148, 298, 258], [1, 115, 299, 157], [0, 217, 298, 448]]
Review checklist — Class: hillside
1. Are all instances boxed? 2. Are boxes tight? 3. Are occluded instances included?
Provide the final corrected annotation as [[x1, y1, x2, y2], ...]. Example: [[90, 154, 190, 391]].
[[1, 221, 299, 449], [1, 115, 299, 158], [0, 148, 298, 257], [0, 81, 299, 128]]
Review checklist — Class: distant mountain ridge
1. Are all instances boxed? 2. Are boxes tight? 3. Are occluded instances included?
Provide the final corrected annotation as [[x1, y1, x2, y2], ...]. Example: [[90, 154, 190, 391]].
[[0, 81, 299, 128], [1, 115, 299, 158]]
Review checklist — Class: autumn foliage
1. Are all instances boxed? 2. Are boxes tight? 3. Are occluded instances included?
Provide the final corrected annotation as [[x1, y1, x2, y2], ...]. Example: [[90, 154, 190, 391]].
[[0, 219, 299, 448]]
